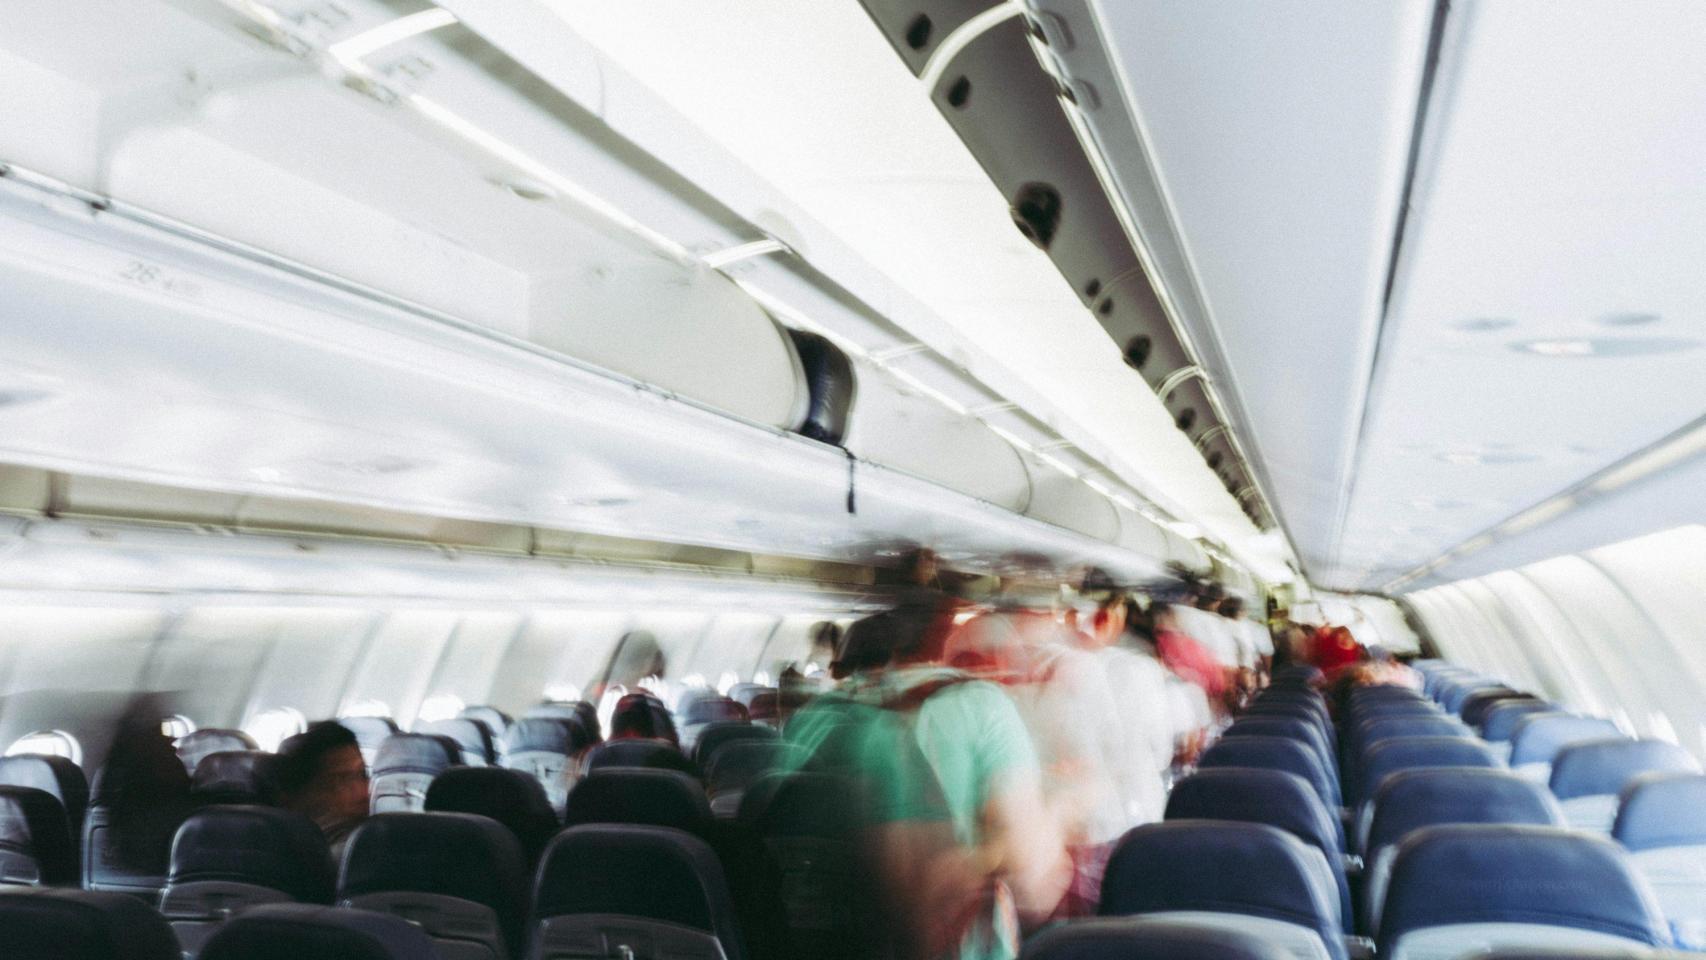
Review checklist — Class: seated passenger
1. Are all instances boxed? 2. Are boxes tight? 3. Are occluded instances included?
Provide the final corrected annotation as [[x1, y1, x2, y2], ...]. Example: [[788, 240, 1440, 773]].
[[93, 700, 197, 885], [275, 722, 368, 860]]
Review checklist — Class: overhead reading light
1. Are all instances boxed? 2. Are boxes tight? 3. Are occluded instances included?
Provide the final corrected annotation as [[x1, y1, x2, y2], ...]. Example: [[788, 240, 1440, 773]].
[[1514, 338, 1596, 357]]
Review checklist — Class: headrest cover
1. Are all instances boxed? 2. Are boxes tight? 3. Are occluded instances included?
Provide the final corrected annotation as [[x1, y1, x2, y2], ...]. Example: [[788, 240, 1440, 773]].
[[1549, 738, 1700, 800], [1223, 715, 1321, 744], [1353, 716, 1469, 750], [0, 888, 181, 960], [1100, 821, 1341, 957], [1020, 916, 1296, 960], [1481, 700, 1554, 741], [564, 768, 712, 836], [0, 785, 77, 885], [503, 718, 589, 756], [1613, 773, 1706, 851], [370, 734, 457, 775], [1458, 688, 1524, 726], [338, 717, 400, 747], [191, 751, 277, 803], [199, 903, 440, 960], [683, 697, 748, 727], [339, 812, 527, 950], [1359, 736, 1499, 798], [414, 719, 494, 764], [586, 738, 699, 777], [1508, 713, 1624, 766], [693, 722, 779, 767], [1367, 768, 1561, 856], [458, 705, 511, 736], [0, 755, 88, 828], [534, 823, 740, 949], [167, 805, 334, 903], [1378, 824, 1668, 952], [176, 729, 259, 767], [1164, 768, 1339, 858], [424, 767, 560, 864]]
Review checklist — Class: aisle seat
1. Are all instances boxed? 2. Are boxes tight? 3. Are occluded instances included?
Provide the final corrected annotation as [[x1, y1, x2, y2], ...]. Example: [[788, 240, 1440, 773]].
[[0, 786, 77, 886], [198, 903, 440, 960], [1019, 916, 1294, 960], [159, 805, 334, 957], [0, 887, 180, 960], [0, 755, 90, 842]]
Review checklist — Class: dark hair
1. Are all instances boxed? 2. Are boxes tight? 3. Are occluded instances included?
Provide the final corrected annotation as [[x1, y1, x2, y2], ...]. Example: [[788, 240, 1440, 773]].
[[274, 721, 359, 797], [609, 693, 677, 743]]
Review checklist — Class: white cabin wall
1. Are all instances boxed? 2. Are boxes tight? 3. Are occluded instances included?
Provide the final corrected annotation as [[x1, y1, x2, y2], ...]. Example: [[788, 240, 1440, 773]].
[[1408, 524, 1706, 755]]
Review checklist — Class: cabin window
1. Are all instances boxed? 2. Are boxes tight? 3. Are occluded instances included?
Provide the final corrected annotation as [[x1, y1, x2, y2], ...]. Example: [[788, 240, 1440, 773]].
[[5, 730, 82, 766], [340, 699, 392, 719], [160, 715, 196, 740], [245, 707, 307, 753], [415, 694, 464, 724]]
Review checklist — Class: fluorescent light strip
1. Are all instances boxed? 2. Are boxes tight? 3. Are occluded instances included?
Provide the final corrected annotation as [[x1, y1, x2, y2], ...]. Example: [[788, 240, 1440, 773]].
[[918, 2, 1026, 90], [327, 8, 459, 68], [702, 237, 789, 269]]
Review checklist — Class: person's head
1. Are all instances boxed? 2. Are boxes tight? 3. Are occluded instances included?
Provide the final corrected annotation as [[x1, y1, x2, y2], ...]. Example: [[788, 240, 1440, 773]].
[[1195, 583, 1225, 611], [608, 692, 677, 743], [1076, 568, 1130, 649], [807, 621, 842, 667], [276, 721, 368, 829], [1218, 596, 1244, 619]]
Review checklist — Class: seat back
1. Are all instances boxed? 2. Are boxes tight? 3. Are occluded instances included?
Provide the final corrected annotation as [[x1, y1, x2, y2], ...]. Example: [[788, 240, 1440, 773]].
[[563, 768, 714, 837], [1550, 739, 1701, 832], [1458, 688, 1525, 727], [1221, 716, 1334, 780], [190, 751, 277, 806], [1164, 768, 1350, 932], [369, 734, 458, 813], [706, 741, 803, 818], [0, 755, 89, 841], [500, 719, 586, 815], [1614, 773, 1706, 944], [1100, 820, 1345, 960], [585, 738, 699, 777], [0, 887, 181, 959], [161, 805, 333, 956], [1018, 916, 1296, 960], [531, 824, 745, 960], [1357, 736, 1499, 807], [340, 812, 528, 960], [425, 767, 561, 868], [1379, 824, 1668, 959], [1363, 769, 1562, 934], [693, 722, 779, 770], [0, 786, 77, 886], [339, 717, 401, 769], [459, 706, 512, 742], [746, 772, 873, 958], [523, 702, 600, 742], [417, 719, 496, 766], [81, 765, 191, 900], [1508, 713, 1624, 774], [1198, 735, 1339, 809], [174, 730, 259, 778], [199, 903, 441, 960]]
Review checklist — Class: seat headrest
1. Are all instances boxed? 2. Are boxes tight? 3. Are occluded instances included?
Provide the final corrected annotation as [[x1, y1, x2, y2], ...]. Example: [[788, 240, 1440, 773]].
[[338, 812, 527, 949], [692, 721, 779, 767], [707, 741, 803, 793], [0, 754, 89, 826], [1200, 736, 1327, 782], [503, 717, 590, 756], [747, 691, 780, 721], [167, 805, 333, 903], [424, 767, 560, 864], [726, 683, 771, 708], [585, 738, 699, 777], [1353, 715, 1469, 750], [0, 887, 181, 959], [1457, 687, 1524, 726], [457, 705, 511, 737], [0, 785, 77, 885], [199, 903, 440, 960], [1481, 699, 1554, 741], [1100, 821, 1341, 958], [564, 768, 712, 835], [534, 823, 742, 953], [523, 701, 601, 740], [1443, 682, 1504, 714], [1240, 701, 1328, 725], [338, 717, 400, 748], [1164, 768, 1339, 857], [1367, 768, 1561, 856], [682, 697, 748, 727], [1549, 738, 1700, 800], [1613, 773, 1706, 851], [175, 729, 259, 764], [1359, 736, 1499, 799], [1378, 824, 1668, 953], [1019, 916, 1297, 960], [190, 750, 277, 804], [370, 734, 458, 775], [414, 719, 494, 764], [1224, 715, 1321, 743], [1509, 713, 1625, 766]]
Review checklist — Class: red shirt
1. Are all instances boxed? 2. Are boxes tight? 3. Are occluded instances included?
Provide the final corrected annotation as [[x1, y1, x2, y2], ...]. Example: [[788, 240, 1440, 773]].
[[1157, 628, 1229, 698]]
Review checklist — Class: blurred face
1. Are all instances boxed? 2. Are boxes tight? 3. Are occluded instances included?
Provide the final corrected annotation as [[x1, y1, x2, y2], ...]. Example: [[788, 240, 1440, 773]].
[[302, 744, 369, 826]]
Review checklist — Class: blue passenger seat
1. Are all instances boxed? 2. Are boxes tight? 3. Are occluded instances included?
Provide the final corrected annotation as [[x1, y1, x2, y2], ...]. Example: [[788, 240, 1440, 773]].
[[0, 887, 180, 960], [425, 766, 560, 868], [158, 805, 334, 957], [0, 755, 89, 843], [369, 734, 460, 813], [174, 729, 258, 778], [501, 718, 591, 815], [1197, 735, 1341, 809], [1019, 916, 1294, 960], [1101, 820, 1346, 960], [1613, 772, 1706, 947], [198, 903, 440, 960], [0, 786, 77, 886], [416, 718, 497, 766], [1378, 824, 1669, 958], [1549, 739, 1701, 832], [1479, 700, 1555, 764], [531, 824, 746, 960], [693, 722, 779, 770], [339, 811, 528, 960], [584, 737, 699, 777], [189, 750, 276, 805], [1508, 713, 1625, 782], [338, 717, 400, 770]]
